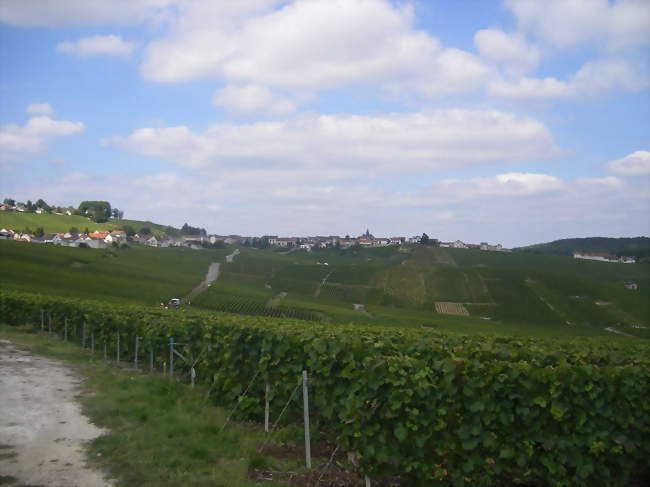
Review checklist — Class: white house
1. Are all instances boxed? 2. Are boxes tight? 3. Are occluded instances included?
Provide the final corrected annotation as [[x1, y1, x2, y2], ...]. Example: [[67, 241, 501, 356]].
[[573, 251, 634, 264]]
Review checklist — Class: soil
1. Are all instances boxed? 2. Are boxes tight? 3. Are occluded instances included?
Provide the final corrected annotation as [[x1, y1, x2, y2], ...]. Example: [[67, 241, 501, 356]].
[[0, 339, 112, 487]]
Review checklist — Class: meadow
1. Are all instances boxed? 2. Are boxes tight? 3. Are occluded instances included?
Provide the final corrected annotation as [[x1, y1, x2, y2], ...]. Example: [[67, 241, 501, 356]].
[[0, 211, 170, 234]]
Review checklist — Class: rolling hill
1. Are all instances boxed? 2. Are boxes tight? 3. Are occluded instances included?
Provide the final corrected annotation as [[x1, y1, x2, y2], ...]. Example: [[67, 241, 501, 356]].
[[516, 236, 650, 260], [2, 227, 648, 339], [0, 211, 170, 235]]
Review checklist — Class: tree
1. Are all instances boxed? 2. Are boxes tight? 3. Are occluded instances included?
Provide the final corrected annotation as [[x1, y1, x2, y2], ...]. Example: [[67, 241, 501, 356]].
[[164, 226, 180, 237], [84, 227, 90, 235], [34, 227, 45, 237], [420, 233, 429, 245], [35, 199, 50, 212], [181, 223, 206, 235], [78, 201, 112, 222], [139, 227, 152, 235], [3, 198, 15, 206], [25, 200, 35, 212], [69, 227, 79, 235], [121, 225, 136, 237]]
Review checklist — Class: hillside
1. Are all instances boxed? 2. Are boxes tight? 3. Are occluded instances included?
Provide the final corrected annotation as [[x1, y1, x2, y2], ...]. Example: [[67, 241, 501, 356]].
[[516, 236, 650, 260], [0, 239, 227, 305], [2, 237, 648, 339], [0, 211, 170, 235], [195, 244, 649, 338]]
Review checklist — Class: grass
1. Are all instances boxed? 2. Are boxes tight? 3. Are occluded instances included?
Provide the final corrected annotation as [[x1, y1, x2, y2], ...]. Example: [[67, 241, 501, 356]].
[[0, 240, 229, 305], [0, 211, 170, 235], [0, 325, 321, 487]]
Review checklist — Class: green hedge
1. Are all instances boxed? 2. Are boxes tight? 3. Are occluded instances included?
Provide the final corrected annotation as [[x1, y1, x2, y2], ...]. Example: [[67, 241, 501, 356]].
[[2, 290, 649, 486]]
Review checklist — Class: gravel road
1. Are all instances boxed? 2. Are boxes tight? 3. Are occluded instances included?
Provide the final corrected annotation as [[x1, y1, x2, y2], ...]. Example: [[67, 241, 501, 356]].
[[0, 339, 112, 487]]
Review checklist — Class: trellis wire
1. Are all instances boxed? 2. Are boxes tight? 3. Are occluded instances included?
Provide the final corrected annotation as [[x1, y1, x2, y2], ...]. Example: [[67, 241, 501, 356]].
[[219, 368, 261, 433]]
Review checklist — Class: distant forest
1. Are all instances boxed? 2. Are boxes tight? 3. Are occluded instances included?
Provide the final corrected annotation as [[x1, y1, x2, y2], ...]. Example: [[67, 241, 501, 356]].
[[516, 237, 650, 261]]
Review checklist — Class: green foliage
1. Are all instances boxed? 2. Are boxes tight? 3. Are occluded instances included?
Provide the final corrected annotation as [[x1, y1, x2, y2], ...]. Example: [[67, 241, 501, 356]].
[[79, 201, 112, 222], [3, 290, 649, 486], [121, 224, 136, 237], [181, 222, 205, 235]]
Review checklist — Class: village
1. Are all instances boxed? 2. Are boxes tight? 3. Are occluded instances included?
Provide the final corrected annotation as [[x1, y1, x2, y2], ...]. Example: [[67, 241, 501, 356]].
[[0, 224, 512, 253], [0, 200, 637, 261]]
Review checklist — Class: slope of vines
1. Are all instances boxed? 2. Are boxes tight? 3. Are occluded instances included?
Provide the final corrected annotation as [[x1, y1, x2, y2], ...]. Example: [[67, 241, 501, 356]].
[[2, 290, 649, 486]]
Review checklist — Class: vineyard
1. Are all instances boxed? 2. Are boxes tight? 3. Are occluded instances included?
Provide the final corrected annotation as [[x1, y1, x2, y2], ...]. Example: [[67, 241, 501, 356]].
[[434, 301, 470, 316], [190, 287, 321, 322], [2, 289, 649, 486]]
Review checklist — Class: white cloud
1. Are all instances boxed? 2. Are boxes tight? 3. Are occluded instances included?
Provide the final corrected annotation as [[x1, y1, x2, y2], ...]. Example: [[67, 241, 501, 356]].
[[213, 85, 296, 116], [488, 58, 647, 99], [569, 58, 648, 95], [607, 150, 650, 175], [14, 167, 647, 247], [26, 103, 55, 116], [505, 0, 650, 50], [0, 0, 176, 27], [442, 172, 565, 197], [111, 110, 558, 177], [0, 112, 85, 162], [488, 76, 571, 99], [140, 0, 488, 100], [56, 35, 134, 58], [474, 28, 540, 75]]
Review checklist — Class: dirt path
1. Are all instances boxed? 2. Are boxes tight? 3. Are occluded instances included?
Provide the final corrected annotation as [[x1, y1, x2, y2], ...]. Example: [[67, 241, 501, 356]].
[[186, 262, 220, 301], [314, 271, 332, 297], [0, 339, 112, 487], [266, 291, 288, 307], [225, 248, 239, 263], [605, 327, 636, 338]]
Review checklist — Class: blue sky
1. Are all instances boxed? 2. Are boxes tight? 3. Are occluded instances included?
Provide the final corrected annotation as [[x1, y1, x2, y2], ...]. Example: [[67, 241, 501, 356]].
[[1, 0, 648, 247]]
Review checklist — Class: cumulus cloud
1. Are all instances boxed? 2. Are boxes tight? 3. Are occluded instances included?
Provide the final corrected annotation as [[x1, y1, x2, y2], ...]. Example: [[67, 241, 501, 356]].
[[505, 0, 650, 50], [213, 85, 296, 116], [139, 0, 488, 100], [26, 103, 55, 116], [474, 28, 540, 75], [488, 58, 648, 99], [110, 110, 558, 178], [13, 167, 647, 247], [607, 150, 650, 175], [0, 0, 175, 27], [442, 172, 565, 197], [57, 35, 134, 58], [0, 112, 85, 162]]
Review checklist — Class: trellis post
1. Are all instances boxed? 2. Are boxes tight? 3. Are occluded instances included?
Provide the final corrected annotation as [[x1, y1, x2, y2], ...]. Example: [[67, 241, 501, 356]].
[[302, 370, 311, 469]]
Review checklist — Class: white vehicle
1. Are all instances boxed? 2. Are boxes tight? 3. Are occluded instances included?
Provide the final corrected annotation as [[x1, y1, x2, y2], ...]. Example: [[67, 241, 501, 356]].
[[166, 298, 180, 308]]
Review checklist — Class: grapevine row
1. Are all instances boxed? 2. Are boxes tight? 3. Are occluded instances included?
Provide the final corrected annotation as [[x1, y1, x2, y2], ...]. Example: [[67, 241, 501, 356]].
[[1, 290, 649, 486]]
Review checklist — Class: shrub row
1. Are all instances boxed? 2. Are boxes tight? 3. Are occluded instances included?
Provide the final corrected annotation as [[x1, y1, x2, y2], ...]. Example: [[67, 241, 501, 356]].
[[2, 290, 649, 486]]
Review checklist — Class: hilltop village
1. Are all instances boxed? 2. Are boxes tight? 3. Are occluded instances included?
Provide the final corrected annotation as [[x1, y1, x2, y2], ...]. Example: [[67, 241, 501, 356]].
[[0, 199, 511, 252], [0, 224, 508, 253]]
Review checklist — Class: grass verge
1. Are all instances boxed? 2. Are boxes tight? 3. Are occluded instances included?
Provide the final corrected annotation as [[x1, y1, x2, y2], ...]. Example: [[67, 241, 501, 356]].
[[0, 325, 317, 487]]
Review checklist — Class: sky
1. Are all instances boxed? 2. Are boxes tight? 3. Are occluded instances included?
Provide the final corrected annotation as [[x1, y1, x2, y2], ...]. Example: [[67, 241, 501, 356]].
[[0, 0, 648, 247]]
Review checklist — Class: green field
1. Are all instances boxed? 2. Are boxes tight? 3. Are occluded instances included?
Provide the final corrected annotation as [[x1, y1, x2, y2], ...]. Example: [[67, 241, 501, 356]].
[[2, 237, 648, 338], [0, 239, 227, 305], [0, 211, 170, 234]]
